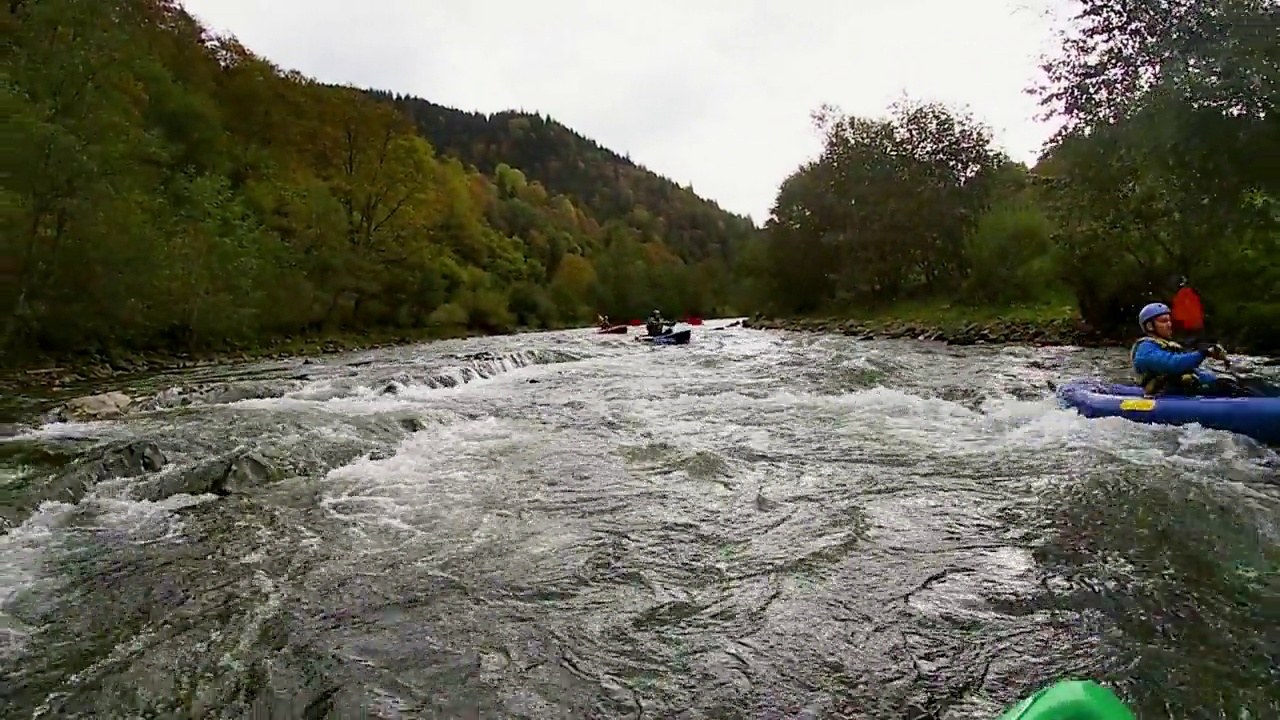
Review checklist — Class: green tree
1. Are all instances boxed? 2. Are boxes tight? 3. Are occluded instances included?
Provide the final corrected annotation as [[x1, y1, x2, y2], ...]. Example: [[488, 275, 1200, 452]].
[[1035, 0, 1279, 345]]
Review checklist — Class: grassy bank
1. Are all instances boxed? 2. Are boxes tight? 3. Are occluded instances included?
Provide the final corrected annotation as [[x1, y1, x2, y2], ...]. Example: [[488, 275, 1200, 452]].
[[749, 297, 1105, 347], [855, 297, 1079, 326]]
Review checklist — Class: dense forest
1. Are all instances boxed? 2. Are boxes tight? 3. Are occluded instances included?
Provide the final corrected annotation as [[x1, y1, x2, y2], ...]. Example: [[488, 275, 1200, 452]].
[[748, 0, 1278, 350], [4, 0, 1277, 364], [2, 0, 756, 364], [380, 95, 756, 265]]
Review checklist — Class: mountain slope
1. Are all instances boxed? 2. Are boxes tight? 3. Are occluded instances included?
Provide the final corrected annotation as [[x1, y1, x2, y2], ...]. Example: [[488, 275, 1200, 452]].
[[5, 0, 755, 364], [370, 92, 758, 263]]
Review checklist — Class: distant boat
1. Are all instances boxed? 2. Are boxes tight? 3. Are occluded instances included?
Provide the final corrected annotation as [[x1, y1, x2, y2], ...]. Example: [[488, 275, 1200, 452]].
[[636, 328, 691, 345]]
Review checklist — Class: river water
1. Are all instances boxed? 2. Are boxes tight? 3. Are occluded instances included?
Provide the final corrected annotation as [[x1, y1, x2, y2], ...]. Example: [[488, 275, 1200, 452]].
[[0, 324, 1276, 719]]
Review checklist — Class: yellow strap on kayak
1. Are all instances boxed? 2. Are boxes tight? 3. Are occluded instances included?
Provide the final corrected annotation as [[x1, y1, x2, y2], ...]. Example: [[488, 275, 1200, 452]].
[[1119, 398, 1155, 411]]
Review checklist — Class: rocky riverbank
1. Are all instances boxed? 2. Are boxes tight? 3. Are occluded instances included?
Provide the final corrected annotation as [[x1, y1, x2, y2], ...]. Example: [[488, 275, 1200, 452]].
[[0, 327, 509, 392], [743, 314, 1114, 347], [0, 342, 374, 394]]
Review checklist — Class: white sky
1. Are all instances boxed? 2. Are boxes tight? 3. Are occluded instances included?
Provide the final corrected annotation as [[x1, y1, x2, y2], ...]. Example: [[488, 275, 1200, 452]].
[[180, 0, 1067, 223]]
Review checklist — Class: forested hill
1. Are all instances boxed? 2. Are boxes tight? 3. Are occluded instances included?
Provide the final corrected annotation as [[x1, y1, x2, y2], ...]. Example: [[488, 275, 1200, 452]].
[[368, 92, 757, 263], [5, 0, 761, 365]]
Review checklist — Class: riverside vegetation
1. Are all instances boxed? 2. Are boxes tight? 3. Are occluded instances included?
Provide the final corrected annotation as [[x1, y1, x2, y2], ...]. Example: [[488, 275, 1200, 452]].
[[4, 0, 1278, 384], [3, 0, 754, 381]]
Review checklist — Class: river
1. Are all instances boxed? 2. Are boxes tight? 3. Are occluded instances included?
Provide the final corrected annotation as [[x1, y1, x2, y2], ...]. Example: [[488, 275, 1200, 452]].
[[1, 323, 1276, 719]]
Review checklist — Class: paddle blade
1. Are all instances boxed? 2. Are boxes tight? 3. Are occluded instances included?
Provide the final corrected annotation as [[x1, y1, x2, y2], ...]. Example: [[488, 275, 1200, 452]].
[[1171, 286, 1204, 332]]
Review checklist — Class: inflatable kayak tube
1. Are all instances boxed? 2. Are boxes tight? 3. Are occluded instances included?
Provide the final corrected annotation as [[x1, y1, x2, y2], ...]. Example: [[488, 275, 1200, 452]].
[[637, 328, 691, 345], [597, 325, 628, 334], [994, 680, 1133, 720], [1057, 378, 1280, 445]]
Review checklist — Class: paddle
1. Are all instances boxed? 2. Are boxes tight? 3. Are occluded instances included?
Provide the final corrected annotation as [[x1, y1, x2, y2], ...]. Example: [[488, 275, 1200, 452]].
[[1169, 283, 1230, 365], [1168, 285, 1280, 396], [1170, 284, 1204, 337]]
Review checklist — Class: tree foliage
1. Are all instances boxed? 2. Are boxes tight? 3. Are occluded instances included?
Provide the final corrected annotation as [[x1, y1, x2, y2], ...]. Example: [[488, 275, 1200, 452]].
[[381, 95, 757, 264], [9, 0, 1278, 360], [1035, 0, 1279, 344], [2, 0, 753, 362], [750, 99, 1012, 313], [744, 0, 1279, 351]]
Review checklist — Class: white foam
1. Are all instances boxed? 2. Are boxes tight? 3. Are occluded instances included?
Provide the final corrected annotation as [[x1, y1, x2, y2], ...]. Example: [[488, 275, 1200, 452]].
[[5, 324, 1275, 630], [0, 500, 76, 657]]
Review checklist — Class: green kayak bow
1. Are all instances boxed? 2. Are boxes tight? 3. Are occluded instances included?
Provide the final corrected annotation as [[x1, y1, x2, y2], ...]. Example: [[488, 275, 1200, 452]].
[[994, 680, 1135, 720]]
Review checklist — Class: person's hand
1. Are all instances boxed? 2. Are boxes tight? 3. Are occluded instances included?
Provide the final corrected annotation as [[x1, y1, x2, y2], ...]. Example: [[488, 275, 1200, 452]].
[[1197, 343, 1228, 362]]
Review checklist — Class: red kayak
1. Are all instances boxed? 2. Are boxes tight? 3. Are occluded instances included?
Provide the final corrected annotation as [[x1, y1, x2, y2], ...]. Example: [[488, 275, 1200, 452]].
[[597, 325, 628, 334]]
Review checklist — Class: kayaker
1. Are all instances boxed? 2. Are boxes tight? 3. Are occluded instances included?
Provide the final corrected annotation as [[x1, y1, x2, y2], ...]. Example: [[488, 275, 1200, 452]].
[[1132, 302, 1230, 396], [645, 310, 667, 337], [597, 314, 610, 329]]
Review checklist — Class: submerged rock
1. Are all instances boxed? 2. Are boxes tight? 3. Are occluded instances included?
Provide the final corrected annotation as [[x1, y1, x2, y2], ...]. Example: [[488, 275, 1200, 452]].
[[1, 440, 168, 531], [397, 417, 427, 433], [219, 453, 280, 494], [134, 381, 288, 411], [96, 440, 167, 479], [138, 451, 284, 501]]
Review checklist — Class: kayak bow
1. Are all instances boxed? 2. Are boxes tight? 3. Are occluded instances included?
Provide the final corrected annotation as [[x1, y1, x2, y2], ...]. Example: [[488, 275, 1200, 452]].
[[994, 680, 1134, 720]]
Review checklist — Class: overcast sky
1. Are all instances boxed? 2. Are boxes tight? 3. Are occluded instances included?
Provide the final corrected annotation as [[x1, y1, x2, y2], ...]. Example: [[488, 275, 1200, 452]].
[[180, 0, 1067, 223]]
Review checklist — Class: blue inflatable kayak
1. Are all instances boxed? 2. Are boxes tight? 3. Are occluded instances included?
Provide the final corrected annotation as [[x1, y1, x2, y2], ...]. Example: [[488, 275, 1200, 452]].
[[1057, 379, 1280, 444], [638, 328, 691, 345]]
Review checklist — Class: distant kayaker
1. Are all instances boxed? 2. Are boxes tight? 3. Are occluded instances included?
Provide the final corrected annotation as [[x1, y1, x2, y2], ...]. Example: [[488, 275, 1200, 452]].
[[1132, 302, 1230, 396], [597, 314, 610, 329], [645, 310, 666, 337]]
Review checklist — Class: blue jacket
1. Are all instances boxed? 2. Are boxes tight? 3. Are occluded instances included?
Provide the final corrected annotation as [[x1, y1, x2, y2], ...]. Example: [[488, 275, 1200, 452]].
[[1131, 337, 1216, 394]]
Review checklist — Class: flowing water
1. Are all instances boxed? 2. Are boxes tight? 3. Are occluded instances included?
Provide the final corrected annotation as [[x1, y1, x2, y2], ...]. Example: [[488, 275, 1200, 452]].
[[1, 324, 1277, 719]]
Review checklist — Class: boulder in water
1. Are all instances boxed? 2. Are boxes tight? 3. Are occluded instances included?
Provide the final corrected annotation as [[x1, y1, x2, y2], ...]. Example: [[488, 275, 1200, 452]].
[[218, 452, 281, 495], [133, 381, 286, 412], [49, 391, 132, 422], [139, 451, 283, 501], [1, 440, 169, 529], [94, 440, 167, 480], [397, 417, 427, 433]]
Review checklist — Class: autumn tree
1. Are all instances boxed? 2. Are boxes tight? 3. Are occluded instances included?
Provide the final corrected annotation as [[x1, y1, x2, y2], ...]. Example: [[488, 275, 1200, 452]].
[[4, 0, 755, 364]]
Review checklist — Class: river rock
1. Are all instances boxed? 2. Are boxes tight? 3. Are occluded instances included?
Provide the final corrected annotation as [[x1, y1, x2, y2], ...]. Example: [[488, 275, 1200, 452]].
[[134, 381, 288, 412], [138, 451, 284, 501], [1, 440, 169, 530], [96, 440, 168, 479], [220, 452, 281, 494], [397, 417, 428, 433], [49, 391, 133, 422]]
